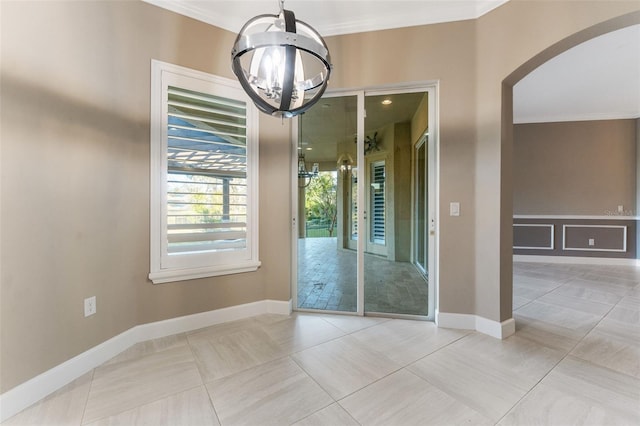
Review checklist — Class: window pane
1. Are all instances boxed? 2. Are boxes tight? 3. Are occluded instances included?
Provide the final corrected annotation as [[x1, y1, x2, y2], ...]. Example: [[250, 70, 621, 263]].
[[166, 86, 248, 254]]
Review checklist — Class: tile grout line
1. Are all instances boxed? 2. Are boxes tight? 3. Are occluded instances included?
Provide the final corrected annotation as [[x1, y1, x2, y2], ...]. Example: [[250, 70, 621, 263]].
[[289, 318, 468, 424], [78, 368, 96, 426], [286, 355, 357, 426], [184, 337, 224, 426], [332, 330, 471, 407]]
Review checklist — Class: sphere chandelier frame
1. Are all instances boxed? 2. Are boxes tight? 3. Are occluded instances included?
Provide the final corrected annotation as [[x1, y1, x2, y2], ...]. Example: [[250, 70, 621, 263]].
[[231, 0, 332, 118]]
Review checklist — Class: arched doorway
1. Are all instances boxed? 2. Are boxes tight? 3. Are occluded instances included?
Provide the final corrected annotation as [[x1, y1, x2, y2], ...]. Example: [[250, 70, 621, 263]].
[[501, 10, 640, 320]]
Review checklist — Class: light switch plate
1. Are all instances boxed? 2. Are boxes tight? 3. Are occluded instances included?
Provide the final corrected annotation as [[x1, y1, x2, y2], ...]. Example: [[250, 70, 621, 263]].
[[450, 202, 460, 216]]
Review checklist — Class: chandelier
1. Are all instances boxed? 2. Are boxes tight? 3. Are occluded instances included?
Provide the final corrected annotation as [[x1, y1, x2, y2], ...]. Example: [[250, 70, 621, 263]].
[[297, 113, 318, 187], [231, 0, 332, 118], [298, 152, 319, 188]]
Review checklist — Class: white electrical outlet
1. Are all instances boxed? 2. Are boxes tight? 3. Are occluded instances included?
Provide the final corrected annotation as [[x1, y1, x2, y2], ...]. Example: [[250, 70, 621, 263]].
[[84, 296, 96, 317], [618, 205, 624, 214], [588, 238, 595, 247]]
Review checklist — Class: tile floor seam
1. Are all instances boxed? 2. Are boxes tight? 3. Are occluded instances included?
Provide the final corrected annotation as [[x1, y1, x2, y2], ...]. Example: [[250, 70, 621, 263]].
[[333, 400, 364, 426], [287, 342, 407, 410], [288, 396, 336, 426], [342, 317, 395, 335], [327, 363, 414, 408], [202, 383, 224, 426], [565, 298, 640, 382], [493, 335, 611, 425], [84, 383, 207, 425], [318, 397, 365, 426], [79, 368, 96, 426], [81, 340, 207, 425], [199, 352, 293, 387], [288, 354, 340, 405], [392, 329, 474, 372], [494, 268, 628, 426], [280, 328, 349, 357], [401, 364, 514, 425], [184, 336, 207, 388], [512, 276, 569, 312]]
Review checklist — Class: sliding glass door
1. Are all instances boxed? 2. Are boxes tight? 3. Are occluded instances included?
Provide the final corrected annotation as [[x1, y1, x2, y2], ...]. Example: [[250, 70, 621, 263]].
[[294, 88, 435, 319]]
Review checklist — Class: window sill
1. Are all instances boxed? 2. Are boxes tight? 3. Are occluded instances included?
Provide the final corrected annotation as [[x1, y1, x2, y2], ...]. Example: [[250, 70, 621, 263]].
[[149, 261, 261, 284]]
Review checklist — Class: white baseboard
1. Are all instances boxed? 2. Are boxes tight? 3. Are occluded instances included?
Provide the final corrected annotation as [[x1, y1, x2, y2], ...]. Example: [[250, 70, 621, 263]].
[[436, 311, 476, 329], [514, 254, 639, 266], [0, 299, 292, 423], [436, 311, 515, 340], [476, 316, 515, 339], [0, 328, 139, 424]]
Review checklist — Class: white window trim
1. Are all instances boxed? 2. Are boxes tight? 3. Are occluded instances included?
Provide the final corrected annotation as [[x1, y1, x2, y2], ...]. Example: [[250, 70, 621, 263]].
[[149, 60, 260, 284]]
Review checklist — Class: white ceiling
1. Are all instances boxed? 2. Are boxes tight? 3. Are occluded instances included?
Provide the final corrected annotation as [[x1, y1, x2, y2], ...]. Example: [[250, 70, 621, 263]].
[[514, 24, 640, 123], [145, 0, 640, 124], [143, 0, 509, 36]]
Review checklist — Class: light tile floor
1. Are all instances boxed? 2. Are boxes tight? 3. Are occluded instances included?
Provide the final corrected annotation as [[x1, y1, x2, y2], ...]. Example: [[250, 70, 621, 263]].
[[4, 262, 640, 425]]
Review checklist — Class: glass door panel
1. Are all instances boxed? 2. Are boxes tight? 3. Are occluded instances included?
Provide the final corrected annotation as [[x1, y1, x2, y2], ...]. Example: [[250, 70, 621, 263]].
[[363, 92, 429, 316], [296, 94, 357, 312]]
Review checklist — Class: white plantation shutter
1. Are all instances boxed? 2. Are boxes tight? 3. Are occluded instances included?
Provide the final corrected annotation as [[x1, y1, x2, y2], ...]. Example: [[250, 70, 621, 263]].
[[150, 61, 260, 283], [370, 161, 386, 244], [166, 86, 248, 254]]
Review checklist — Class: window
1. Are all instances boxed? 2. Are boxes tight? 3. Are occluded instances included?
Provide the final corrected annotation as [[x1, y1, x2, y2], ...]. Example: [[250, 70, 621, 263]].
[[149, 60, 260, 284], [370, 160, 386, 245]]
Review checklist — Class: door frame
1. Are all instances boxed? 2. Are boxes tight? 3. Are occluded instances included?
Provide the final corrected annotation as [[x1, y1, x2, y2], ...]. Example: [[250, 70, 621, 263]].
[[291, 83, 439, 321]]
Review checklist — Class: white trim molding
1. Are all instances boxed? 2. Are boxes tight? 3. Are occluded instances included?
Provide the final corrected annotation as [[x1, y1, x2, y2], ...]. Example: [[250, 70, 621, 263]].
[[0, 299, 292, 423], [513, 223, 554, 250], [436, 311, 515, 339], [149, 60, 260, 284], [141, 0, 508, 37], [514, 254, 640, 266], [562, 224, 627, 253], [514, 214, 638, 220]]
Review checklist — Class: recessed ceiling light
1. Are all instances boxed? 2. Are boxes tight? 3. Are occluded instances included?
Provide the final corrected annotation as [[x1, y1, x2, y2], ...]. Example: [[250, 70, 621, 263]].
[[381, 99, 392, 105], [306, 147, 313, 150]]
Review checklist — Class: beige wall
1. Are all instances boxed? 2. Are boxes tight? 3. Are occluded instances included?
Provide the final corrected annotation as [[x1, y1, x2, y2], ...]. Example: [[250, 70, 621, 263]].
[[1, 0, 639, 393], [0, 0, 289, 392], [514, 120, 637, 215], [393, 122, 412, 262]]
